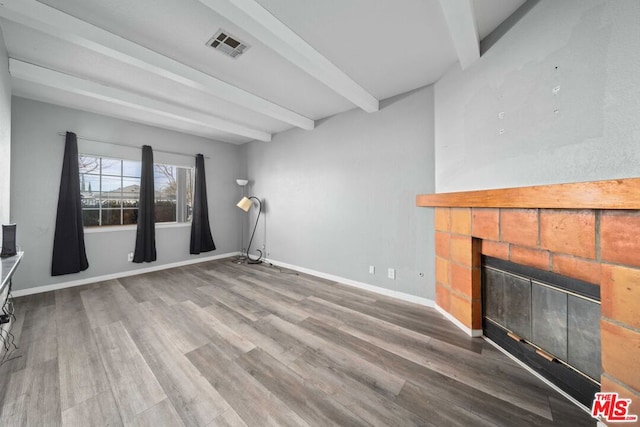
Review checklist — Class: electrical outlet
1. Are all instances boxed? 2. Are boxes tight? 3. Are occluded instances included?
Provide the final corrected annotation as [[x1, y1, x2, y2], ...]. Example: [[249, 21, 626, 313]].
[[369, 265, 375, 274], [127, 252, 134, 262], [387, 268, 396, 279]]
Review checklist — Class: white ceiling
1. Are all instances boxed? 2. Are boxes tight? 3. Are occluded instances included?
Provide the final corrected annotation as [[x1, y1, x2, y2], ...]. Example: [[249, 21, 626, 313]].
[[0, 0, 527, 144]]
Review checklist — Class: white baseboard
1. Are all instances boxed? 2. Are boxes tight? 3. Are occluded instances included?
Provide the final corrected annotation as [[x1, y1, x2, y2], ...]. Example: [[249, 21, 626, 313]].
[[12, 252, 240, 297], [434, 304, 483, 337], [265, 258, 436, 308]]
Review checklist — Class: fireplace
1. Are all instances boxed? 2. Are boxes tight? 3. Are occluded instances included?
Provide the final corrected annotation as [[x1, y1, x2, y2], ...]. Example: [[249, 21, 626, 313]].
[[482, 256, 601, 407], [416, 177, 640, 414]]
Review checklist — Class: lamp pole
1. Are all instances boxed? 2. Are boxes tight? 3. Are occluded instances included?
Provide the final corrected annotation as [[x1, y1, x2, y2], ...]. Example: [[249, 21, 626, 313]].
[[235, 179, 249, 259], [244, 197, 263, 264]]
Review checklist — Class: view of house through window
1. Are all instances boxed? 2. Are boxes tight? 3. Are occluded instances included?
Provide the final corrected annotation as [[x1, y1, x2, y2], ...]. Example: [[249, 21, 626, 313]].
[[79, 155, 193, 227]]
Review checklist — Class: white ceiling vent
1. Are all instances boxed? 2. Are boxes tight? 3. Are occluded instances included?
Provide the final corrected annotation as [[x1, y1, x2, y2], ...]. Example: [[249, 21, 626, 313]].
[[207, 30, 249, 59]]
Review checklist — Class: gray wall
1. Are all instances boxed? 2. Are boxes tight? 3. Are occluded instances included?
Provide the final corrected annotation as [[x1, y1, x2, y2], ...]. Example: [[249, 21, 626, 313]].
[[435, 0, 640, 192], [244, 86, 436, 299], [10, 97, 243, 291], [0, 30, 10, 225], [0, 30, 10, 332]]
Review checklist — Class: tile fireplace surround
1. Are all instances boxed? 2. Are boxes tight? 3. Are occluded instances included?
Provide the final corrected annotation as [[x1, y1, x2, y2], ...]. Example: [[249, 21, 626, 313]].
[[417, 177, 640, 417]]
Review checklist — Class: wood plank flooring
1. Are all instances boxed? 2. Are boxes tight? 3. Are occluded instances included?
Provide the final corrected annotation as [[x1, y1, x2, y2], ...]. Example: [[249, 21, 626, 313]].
[[0, 259, 595, 426]]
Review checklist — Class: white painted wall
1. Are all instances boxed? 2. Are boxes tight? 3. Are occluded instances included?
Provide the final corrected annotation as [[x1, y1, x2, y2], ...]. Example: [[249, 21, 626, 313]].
[[435, 0, 640, 192], [10, 97, 243, 291], [0, 29, 11, 225], [0, 29, 11, 339], [244, 86, 436, 299]]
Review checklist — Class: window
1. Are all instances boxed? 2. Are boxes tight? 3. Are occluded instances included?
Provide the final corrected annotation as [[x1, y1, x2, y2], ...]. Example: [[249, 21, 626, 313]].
[[79, 155, 193, 227]]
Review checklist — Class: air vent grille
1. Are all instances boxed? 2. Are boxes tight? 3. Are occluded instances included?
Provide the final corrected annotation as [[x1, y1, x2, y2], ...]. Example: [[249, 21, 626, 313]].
[[207, 30, 249, 59]]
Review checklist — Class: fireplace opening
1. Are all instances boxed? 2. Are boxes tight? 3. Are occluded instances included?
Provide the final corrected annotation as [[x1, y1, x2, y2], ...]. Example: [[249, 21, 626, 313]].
[[482, 256, 601, 408]]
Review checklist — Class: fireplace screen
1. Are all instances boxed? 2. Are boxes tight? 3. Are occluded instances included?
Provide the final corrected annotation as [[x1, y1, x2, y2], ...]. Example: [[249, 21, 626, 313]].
[[482, 256, 600, 407]]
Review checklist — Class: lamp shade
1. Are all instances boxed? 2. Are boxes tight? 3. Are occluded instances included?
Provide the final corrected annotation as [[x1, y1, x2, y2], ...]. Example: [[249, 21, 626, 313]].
[[236, 179, 248, 186], [236, 196, 252, 212]]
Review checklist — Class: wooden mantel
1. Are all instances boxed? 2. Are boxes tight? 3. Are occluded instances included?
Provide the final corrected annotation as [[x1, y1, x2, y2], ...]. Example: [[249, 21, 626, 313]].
[[416, 177, 640, 210]]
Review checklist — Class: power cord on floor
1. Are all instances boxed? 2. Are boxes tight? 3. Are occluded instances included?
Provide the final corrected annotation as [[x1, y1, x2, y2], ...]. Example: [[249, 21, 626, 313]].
[[230, 255, 248, 265], [0, 293, 21, 366], [228, 256, 299, 275]]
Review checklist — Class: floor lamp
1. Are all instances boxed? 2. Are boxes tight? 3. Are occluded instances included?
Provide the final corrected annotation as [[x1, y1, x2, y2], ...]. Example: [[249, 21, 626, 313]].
[[236, 179, 248, 259], [236, 195, 263, 264]]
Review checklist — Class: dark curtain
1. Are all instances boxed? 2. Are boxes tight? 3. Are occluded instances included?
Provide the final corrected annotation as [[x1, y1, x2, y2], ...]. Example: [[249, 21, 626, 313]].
[[133, 145, 157, 263], [51, 131, 89, 276], [190, 154, 216, 254]]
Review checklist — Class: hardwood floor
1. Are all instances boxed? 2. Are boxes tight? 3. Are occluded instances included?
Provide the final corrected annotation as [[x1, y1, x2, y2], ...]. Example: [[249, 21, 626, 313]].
[[0, 259, 595, 426]]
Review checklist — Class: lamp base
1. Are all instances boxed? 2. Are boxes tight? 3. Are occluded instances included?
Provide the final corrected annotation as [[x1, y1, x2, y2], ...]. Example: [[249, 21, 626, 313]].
[[247, 259, 263, 265]]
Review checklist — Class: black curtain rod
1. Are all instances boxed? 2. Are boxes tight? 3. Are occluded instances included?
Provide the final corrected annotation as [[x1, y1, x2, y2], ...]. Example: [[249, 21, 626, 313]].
[[57, 132, 210, 159]]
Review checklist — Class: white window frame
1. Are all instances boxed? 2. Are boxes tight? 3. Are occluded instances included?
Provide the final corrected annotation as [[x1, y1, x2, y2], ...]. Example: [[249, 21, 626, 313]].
[[79, 154, 193, 229]]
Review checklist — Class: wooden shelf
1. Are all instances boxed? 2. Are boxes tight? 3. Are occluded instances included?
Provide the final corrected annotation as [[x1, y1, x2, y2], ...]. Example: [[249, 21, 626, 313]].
[[416, 178, 640, 210]]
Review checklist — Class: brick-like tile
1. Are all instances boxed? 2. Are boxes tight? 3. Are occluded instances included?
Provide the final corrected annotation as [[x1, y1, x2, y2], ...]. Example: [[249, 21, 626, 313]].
[[601, 211, 640, 268], [471, 238, 481, 269], [450, 293, 472, 330], [471, 208, 499, 241], [500, 209, 538, 247], [451, 208, 471, 235], [473, 268, 481, 299], [601, 320, 640, 394], [435, 256, 450, 286], [435, 231, 450, 258], [510, 245, 550, 271], [435, 208, 451, 232], [552, 254, 601, 285], [540, 210, 596, 259], [450, 235, 473, 267], [471, 299, 482, 330], [600, 376, 640, 427], [481, 240, 509, 260], [601, 264, 640, 329], [450, 263, 472, 298], [436, 283, 451, 312]]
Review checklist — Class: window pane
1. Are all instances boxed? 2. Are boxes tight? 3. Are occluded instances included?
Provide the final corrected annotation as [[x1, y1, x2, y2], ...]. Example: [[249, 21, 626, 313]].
[[155, 201, 176, 223], [82, 210, 100, 226], [81, 195, 100, 208], [78, 155, 100, 174], [123, 208, 138, 225], [122, 160, 141, 178], [121, 178, 140, 206], [80, 174, 100, 196], [155, 164, 176, 200], [186, 168, 193, 221], [102, 209, 122, 226], [81, 173, 100, 208], [155, 164, 177, 223], [101, 159, 122, 177], [79, 154, 191, 228], [101, 176, 123, 207]]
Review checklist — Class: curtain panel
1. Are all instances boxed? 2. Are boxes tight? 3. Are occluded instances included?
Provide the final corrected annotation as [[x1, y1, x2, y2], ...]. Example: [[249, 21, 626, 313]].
[[190, 154, 216, 254], [133, 145, 157, 263], [51, 131, 89, 276]]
